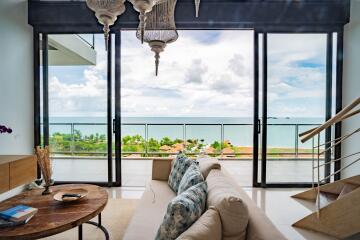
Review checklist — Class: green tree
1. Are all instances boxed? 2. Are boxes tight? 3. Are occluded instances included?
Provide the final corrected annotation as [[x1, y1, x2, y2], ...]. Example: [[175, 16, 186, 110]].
[[160, 137, 173, 146], [211, 141, 221, 151], [148, 138, 160, 152]]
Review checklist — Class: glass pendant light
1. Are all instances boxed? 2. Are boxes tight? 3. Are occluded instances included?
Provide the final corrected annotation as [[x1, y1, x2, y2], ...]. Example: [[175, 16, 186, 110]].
[[136, 0, 178, 76], [129, 0, 164, 44], [86, 0, 126, 50]]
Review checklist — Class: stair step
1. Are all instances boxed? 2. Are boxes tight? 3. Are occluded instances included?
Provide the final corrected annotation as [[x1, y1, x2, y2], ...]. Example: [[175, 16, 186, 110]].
[[316, 192, 338, 208], [338, 183, 359, 199], [291, 175, 360, 202]]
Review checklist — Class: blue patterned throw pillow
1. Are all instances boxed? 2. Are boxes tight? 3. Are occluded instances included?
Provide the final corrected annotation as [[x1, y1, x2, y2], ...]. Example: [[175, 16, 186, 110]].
[[168, 153, 193, 192], [177, 163, 204, 194], [155, 182, 208, 240]]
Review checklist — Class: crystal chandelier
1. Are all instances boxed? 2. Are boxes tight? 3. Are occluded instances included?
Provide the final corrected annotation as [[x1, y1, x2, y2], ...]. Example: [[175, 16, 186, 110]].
[[86, 0, 126, 50], [136, 0, 178, 76], [129, 0, 164, 44]]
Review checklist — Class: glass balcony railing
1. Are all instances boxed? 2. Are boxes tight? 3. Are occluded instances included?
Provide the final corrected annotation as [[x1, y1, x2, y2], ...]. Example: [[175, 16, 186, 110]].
[[44, 122, 323, 160]]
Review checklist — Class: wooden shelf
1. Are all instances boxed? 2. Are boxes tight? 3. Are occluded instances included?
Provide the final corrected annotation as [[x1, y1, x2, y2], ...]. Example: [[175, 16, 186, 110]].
[[0, 155, 36, 194]]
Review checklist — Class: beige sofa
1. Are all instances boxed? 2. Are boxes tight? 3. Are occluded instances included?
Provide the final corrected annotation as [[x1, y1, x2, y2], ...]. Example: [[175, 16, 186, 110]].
[[124, 159, 286, 240]]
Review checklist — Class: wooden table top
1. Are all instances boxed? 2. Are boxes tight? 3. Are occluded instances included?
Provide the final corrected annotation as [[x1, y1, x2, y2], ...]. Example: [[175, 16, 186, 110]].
[[0, 184, 108, 240]]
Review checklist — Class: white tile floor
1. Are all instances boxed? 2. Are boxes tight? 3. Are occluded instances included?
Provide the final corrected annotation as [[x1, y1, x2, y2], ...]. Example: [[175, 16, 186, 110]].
[[242, 188, 337, 240], [108, 186, 338, 240]]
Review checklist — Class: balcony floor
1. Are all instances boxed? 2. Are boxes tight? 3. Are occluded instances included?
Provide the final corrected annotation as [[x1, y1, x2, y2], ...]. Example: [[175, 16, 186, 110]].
[[52, 158, 325, 186]]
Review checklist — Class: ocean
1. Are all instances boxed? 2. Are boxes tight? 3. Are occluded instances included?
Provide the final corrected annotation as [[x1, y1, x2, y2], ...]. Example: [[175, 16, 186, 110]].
[[48, 117, 324, 148]]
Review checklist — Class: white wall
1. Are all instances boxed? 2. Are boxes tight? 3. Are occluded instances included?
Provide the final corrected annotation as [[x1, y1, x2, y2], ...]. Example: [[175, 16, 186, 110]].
[[342, 0, 360, 178], [0, 0, 33, 155]]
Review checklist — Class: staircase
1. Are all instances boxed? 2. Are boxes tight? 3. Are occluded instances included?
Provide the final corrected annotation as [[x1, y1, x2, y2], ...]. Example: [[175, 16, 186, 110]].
[[292, 175, 360, 238], [292, 97, 360, 239]]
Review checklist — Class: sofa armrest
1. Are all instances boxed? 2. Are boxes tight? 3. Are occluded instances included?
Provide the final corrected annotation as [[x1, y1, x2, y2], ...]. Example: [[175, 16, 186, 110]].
[[152, 158, 173, 181]]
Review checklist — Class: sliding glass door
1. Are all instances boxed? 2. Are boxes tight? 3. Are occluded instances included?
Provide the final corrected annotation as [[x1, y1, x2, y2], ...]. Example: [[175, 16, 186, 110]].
[[119, 30, 255, 187], [40, 33, 113, 184], [254, 32, 339, 186]]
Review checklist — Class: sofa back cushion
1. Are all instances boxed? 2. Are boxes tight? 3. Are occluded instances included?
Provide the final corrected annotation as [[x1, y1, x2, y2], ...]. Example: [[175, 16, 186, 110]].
[[176, 206, 222, 240], [178, 163, 204, 194], [206, 169, 249, 240], [156, 182, 208, 240], [168, 154, 193, 192], [197, 157, 221, 179]]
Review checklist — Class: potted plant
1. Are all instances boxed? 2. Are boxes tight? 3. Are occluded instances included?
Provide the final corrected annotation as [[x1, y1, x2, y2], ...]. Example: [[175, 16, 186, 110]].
[[0, 125, 12, 134]]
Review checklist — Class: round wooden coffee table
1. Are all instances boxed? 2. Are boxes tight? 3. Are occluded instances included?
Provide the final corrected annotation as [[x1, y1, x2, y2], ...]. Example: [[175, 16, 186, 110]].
[[0, 184, 108, 240]]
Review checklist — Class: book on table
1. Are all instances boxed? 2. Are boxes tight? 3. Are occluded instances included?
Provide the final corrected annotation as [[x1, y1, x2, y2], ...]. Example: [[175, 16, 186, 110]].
[[0, 205, 37, 228]]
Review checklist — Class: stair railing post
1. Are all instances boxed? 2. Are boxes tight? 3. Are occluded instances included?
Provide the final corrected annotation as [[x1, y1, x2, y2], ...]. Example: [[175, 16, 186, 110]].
[[317, 133, 321, 218], [295, 124, 299, 159], [312, 136, 315, 189]]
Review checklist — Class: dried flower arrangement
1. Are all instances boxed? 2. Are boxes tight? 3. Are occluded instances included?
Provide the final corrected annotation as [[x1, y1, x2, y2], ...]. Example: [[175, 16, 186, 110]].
[[0, 125, 12, 134], [35, 146, 53, 195]]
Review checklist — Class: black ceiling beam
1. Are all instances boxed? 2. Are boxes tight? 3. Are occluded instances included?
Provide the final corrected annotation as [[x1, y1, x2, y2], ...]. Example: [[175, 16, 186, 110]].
[[28, 0, 350, 32]]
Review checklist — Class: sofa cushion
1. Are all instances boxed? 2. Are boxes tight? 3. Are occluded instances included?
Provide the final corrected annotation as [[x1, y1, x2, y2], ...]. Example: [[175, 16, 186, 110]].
[[155, 182, 207, 240], [168, 154, 193, 192], [178, 163, 204, 194], [176, 206, 222, 240], [219, 170, 287, 240], [207, 169, 249, 240], [197, 157, 221, 179], [123, 180, 176, 240]]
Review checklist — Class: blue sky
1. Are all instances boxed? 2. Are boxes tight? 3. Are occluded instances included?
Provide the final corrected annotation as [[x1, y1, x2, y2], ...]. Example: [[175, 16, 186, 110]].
[[48, 31, 327, 118]]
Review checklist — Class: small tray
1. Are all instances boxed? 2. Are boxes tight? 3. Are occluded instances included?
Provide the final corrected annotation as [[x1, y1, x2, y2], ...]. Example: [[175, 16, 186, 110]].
[[53, 188, 88, 202]]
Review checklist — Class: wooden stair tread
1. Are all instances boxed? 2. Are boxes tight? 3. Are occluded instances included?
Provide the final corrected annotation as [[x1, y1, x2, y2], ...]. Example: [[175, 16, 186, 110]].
[[292, 175, 360, 201], [338, 183, 359, 199], [292, 175, 360, 239], [316, 192, 338, 209]]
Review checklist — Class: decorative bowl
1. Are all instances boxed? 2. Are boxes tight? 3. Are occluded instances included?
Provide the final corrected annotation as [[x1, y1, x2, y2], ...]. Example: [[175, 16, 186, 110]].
[[53, 188, 88, 202]]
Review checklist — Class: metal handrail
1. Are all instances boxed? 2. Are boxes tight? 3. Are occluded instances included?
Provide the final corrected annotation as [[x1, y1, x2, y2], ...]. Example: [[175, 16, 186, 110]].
[[44, 122, 321, 158], [75, 34, 95, 49], [309, 126, 360, 216], [314, 151, 360, 169]]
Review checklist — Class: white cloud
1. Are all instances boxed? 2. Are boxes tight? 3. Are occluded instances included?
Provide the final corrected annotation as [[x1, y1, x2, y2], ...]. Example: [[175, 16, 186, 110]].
[[48, 31, 327, 118], [120, 30, 254, 117], [185, 59, 208, 84], [48, 36, 108, 117]]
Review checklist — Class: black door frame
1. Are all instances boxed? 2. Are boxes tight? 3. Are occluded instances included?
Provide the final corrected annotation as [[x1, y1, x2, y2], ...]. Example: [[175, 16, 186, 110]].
[[114, 32, 122, 186], [35, 32, 116, 187], [252, 30, 343, 188]]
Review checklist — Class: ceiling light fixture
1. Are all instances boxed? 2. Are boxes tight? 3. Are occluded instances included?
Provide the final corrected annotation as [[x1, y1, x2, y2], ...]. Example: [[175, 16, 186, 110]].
[[86, 0, 126, 50], [136, 0, 178, 76], [129, 0, 164, 44]]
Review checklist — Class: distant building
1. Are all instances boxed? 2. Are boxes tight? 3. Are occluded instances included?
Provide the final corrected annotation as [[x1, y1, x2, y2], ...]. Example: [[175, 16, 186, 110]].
[[205, 146, 215, 154], [172, 143, 185, 151], [222, 147, 235, 156], [160, 145, 172, 151]]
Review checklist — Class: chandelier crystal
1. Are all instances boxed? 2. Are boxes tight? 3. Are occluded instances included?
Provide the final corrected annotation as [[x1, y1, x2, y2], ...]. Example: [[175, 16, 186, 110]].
[[86, 0, 126, 50], [136, 0, 178, 76]]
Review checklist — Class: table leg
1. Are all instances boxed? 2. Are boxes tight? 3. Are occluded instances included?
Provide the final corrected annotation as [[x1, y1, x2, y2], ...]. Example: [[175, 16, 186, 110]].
[[85, 213, 109, 240], [78, 224, 83, 240]]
